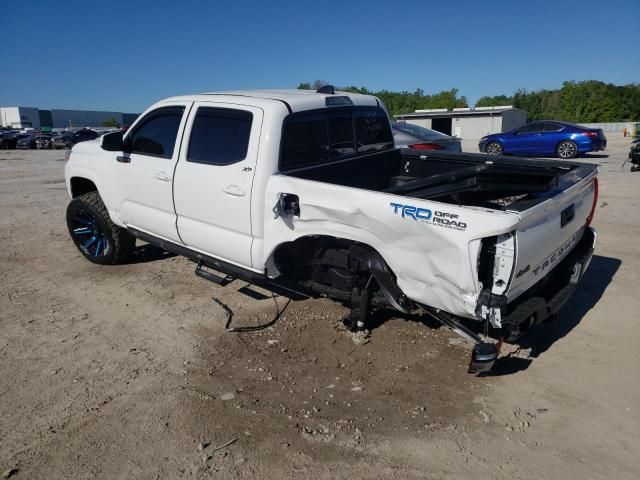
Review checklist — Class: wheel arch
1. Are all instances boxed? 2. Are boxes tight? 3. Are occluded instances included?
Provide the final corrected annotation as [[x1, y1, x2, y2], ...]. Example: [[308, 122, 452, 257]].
[[266, 234, 412, 313], [70, 176, 98, 198]]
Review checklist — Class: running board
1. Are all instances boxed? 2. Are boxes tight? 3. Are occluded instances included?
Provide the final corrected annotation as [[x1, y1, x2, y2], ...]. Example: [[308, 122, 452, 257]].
[[195, 262, 234, 286], [128, 228, 309, 301]]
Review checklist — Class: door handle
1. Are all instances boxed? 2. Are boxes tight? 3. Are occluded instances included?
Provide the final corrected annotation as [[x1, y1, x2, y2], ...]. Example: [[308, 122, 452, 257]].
[[223, 185, 245, 197], [154, 172, 171, 182]]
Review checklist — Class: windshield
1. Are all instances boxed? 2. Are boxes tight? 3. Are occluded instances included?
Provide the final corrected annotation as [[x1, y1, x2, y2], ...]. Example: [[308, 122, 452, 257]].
[[392, 122, 450, 140]]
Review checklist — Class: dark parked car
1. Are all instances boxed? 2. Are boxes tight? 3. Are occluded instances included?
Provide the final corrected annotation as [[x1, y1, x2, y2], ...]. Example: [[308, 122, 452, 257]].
[[479, 121, 607, 159], [392, 122, 462, 151], [16, 134, 38, 149], [35, 134, 53, 149], [0, 132, 31, 149], [52, 129, 99, 149], [629, 138, 640, 171]]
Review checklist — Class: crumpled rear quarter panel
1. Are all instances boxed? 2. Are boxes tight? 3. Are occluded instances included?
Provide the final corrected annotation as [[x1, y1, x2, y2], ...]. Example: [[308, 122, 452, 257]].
[[263, 175, 520, 319]]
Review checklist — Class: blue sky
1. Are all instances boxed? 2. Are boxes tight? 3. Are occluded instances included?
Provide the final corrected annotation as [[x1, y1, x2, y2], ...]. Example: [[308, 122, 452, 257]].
[[1, 0, 638, 112]]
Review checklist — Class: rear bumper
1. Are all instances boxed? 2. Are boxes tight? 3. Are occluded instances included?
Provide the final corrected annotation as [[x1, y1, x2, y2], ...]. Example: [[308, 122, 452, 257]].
[[581, 138, 607, 152], [478, 142, 487, 153], [495, 227, 596, 339]]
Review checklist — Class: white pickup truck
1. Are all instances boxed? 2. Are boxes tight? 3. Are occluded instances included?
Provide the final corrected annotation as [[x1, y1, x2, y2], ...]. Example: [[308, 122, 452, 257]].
[[64, 87, 598, 372]]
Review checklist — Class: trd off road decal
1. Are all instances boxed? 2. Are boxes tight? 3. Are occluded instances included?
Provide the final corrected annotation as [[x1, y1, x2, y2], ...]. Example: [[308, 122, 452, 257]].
[[390, 203, 468, 231]]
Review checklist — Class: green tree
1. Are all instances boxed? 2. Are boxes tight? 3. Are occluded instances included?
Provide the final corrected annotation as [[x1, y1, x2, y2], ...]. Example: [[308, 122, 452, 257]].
[[475, 95, 513, 107], [101, 117, 120, 128], [296, 81, 468, 116], [506, 81, 639, 122], [296, 80, 640, 121]]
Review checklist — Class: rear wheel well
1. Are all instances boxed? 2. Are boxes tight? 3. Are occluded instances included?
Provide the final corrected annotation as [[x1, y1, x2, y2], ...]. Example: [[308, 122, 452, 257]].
[[270, 236, 411, 312], [70, 177, 97, 198], [271, 236, 371, 281]]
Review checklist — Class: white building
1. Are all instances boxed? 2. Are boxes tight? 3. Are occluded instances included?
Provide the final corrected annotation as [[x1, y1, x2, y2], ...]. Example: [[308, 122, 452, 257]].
[[394, 106, 527, 141], [0, 107, 41, 129]]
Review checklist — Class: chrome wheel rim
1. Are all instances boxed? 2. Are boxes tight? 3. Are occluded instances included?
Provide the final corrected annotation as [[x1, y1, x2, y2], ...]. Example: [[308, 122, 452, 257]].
[[558, 142, 576, 158], [486, 143, 501, 155]]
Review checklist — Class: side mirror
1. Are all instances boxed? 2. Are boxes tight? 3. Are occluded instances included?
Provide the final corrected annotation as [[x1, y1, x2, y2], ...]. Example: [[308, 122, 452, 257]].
[[513, 131, 518, 136], [101, 131, 124, 151], [122, 135, 133, 153]]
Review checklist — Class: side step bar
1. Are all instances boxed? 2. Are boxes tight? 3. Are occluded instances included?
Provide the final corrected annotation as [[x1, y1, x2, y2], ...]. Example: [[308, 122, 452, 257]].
[[128, 228, 308, 301], [195, 262, 234, 286]]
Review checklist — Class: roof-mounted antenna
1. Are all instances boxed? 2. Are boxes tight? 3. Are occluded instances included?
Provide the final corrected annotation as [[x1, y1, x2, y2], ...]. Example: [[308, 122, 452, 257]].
[[316, 85, 335, 94]]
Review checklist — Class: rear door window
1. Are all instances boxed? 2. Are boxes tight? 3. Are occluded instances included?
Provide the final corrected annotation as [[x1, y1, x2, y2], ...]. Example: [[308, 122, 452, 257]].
[[517, 123, 544, 134], [543, 122, 564, 132], [187, 108, 253, 165]]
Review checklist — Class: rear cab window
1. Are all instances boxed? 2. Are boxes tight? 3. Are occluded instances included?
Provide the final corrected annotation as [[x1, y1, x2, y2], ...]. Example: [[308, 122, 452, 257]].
[[280, 107, 393, 171]]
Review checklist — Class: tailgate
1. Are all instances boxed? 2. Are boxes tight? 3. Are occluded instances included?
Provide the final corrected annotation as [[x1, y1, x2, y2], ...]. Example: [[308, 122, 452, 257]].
[[506, 168, 598, 301]]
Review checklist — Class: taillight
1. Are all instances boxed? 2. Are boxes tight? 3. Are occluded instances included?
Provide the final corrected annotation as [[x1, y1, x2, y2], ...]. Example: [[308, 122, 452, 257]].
[[584, 131, 598, 138], [408, 143, 444, 150], [586, 177, 598, 225]]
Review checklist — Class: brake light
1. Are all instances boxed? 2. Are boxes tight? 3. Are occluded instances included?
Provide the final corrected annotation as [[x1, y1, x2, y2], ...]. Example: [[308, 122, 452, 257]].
[[408, 143, 444, 150], [586, 177, 598, 226], [584, 131, 598, 138]]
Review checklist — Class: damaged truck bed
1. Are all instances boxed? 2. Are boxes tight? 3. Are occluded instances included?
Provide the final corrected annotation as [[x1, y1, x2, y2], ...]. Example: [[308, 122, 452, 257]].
[[64, 87, 597, 373], [267, 147, 597, 334]]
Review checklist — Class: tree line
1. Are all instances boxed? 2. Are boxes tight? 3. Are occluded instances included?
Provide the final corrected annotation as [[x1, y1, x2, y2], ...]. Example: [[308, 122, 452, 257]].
[[476, 81, 640, 122], [297, 81, 468, 116], [299, 80, 640, 122]]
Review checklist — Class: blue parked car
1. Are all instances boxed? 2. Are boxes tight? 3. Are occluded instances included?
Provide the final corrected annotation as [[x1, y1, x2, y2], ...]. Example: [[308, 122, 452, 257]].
[[478, 121, 607, 159]]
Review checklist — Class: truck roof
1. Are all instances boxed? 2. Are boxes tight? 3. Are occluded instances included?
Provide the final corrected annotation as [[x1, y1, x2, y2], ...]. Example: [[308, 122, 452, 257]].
[[162, 89, 381, 113]]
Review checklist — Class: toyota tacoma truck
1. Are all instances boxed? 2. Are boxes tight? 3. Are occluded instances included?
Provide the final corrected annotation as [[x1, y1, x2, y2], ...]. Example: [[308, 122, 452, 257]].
[[64, 86, 598, 373]]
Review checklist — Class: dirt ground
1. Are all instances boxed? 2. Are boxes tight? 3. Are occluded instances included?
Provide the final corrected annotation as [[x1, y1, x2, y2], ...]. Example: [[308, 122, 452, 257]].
[[1, 136, 638, 479]]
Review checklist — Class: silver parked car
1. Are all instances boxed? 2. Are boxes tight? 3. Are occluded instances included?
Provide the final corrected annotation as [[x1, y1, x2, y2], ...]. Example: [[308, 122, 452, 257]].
[[392, 122, 462, 152]]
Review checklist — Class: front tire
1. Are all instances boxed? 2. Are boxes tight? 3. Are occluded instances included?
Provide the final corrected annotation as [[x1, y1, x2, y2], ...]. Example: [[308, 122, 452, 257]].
[[486, 141, 503, 155], [66, 191, 135, 265], [556, 141, 578, 159]]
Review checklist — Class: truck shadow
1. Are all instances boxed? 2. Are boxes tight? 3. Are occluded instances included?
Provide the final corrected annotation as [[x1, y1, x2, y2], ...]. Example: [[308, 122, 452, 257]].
[[127, 243, 177, 264], [486, 254, 621, 375], [365, 254, 620, 376]]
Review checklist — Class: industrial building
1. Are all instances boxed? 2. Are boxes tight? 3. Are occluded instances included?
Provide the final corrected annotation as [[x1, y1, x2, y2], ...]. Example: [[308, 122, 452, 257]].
[[394, 106, 527, 140], [1, 107, 41, 129], [1, 106, 138, 130]]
